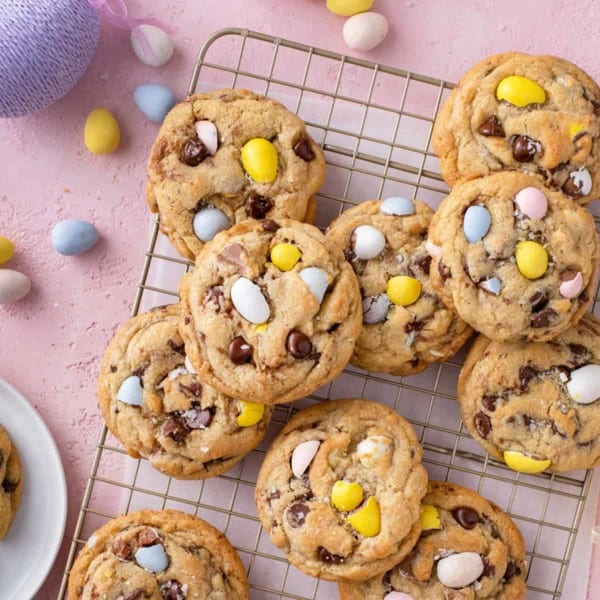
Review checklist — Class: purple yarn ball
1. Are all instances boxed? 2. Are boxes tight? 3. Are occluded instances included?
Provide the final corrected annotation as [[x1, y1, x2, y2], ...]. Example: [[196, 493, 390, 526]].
[[0, 0, 100, 118]]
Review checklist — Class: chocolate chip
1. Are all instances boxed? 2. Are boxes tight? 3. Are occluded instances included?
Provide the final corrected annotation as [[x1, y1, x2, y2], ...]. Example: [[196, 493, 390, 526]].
[[287, 503, 310, 527], [569, 343, 588, 356], [327, 323, 340, 333], [503, 561, 521, 582], [178, 382, 203, 398], [519, 366, 537, 391], [551, 421, 567, 438], [474, 412, 492, 438], [163, 417, 189, 443], [132, 366, 146, 379], [110, 365, 117, 373], [160, 580, 186, 600], [404, 320, 424, 333], [452, 507, 480, 529], [112, 539, 132, 560], [218, 244, 249, 273], [137, 528, 159, 547], [413, 254, 432, 274], [511, 134, 540, 162], [529, 289, 549, 312], [531, 307, 558, 328], [204, 285, 224, 312], [397, 551, 415, 577], [317, 546, 344, 564], [269, 490, 281, 500], [122, 589, 144, 600], [2, 480, 18, 493], [562, 174, 583, 198], [293, 138, 316, 161], [482, 395, 498, 411], [182, 406, 213, 429], [181, 137, 209, 166], [382, 570, 393, 592], [246, 193, 273, 219], [261, 219, 280, 232], [523, 414, 534, 428], [478, 116, 505, 137], [167, 339, 185, 355], [438, 260, 451, 281], [286, 331, 312, 359], [184, 316, 191, 325], [481, 556, 496, 578], [229, 336, 253, 364]]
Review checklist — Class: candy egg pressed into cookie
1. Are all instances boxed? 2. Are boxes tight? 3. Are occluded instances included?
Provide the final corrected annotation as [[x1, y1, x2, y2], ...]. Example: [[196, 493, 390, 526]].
[[428, 171, 598, 342], [255, 399, 428, 581], [326, 198, 472, 375], [146, 89, 325, 260], [179, 219, 362, 405], [433, 52, 600, 204], [98, 304, 272, 479]]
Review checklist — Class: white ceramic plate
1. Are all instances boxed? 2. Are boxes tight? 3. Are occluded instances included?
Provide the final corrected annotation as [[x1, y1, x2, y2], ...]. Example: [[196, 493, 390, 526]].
[[0, 379, 67, 599]]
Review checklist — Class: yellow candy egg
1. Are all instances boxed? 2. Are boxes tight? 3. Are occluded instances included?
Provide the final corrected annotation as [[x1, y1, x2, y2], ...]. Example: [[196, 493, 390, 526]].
[[496, 76, 546, 107], [569, 122, 585, 138], [515, 241, 548, 280], [241, 138, 278, 183], [271, 243, 302, 271], [253, 322, 268, 334], [420, 504, 441, 531], [386, 275, 422, 306], [503, 450, 551, 474], [331, 481, 364, 512], [0, 236, 15, 265], [347, 497, 381, 537], [327, 0, 374, 16], [84, 108, 121, 155], [236, 401, 265, 427]]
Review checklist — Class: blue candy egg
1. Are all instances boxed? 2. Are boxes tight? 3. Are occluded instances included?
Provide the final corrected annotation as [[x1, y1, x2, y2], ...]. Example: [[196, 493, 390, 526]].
[[380, 196, 415, 216], [52, 219, 99, 256], [193, 207, 230, 242], [463, 205, 491, 243], [135, 543, 169, 572], [134, 83, 177, 124]]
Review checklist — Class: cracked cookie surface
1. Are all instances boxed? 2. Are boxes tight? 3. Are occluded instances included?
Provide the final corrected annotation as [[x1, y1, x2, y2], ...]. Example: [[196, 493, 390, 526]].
[[0, 425, 22, 540], [67, 509, 248, 599], [147, 89, 325, 260], [98, 304, 272, 479], [255, 399, 428, 581], [326, 198, 472, 375], [179, 219, 362, 405], [433, 52, 600, 204]]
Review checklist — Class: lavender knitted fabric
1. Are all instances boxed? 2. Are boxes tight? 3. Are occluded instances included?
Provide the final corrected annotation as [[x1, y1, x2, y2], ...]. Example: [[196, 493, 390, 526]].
[[0, 0, 100, 118]]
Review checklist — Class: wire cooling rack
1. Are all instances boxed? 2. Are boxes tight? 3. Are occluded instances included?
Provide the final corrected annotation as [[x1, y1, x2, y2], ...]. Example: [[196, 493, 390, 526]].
[[59, 28, 600, 599]]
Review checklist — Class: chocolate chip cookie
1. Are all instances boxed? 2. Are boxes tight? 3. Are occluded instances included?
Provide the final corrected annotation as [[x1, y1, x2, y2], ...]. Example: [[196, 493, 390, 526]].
[[326, 198, 472, 375], [458, 314, 600, 473], [0, 425, 22, 540], [433, 52, 600, 204], [428, 171, 598, 342], [98, 304, 272, 479], [339, 481, 526, 599], [255, 399, 428, 581], [179, 219, 362, 405], [67, 509, 249, 599], [147, 89, 326, 261]]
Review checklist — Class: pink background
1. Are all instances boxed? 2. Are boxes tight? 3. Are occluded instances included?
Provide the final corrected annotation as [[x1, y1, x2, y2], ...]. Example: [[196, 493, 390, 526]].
[[0, 0, 598, 596]]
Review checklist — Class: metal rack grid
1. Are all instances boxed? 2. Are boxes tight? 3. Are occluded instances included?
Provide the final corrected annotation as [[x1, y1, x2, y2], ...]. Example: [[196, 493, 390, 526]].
[[58, 28, 600, 599]]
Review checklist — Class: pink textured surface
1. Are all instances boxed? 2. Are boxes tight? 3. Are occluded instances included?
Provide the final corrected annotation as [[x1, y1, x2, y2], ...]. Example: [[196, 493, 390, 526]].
[[0, 0, 598, 597]]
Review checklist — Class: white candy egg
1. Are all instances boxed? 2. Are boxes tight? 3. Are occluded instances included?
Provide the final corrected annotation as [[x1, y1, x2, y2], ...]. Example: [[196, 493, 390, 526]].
[[356, 435, 392, 467], [425, 238, 442, 258], [436, 552, 484, 588], [362, 294, 390, 324], [117, 375, 143, 407], [291, 440, 320, 478], [231, 277, 270, 324], [352, 225, 386, 259], [0, 269, 31, 304], [131, 24, 174, 67], [194, 120, 218, 156], [193, 207, 230, 242], [566, 364, 600, 404], [135, 543, 169, 572], [343, 12, 389, 52], [299, 267, 329, 304]]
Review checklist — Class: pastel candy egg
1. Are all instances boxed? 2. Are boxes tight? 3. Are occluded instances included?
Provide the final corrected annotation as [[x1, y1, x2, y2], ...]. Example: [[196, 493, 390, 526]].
[[479, 277, 502, 295], [425, 238, 442, 258], [134, 544, 169, 572], [343, 12, 389, 52], [569, 122, 585, 138], [332, 481, 364, 512], [0, 269, 31, 304], [347, 496, 380, 537], [195, 120, 218, 156], [362, 294, 390, 324], [352, 225, 385, 259], [271, 243, 302, 271], [566, 364, 600, 404], [514, 187, 548, 219], [0, 237, 15, 265], [463, 205, 491, 243], [327, 0, 373, 16], [291, 440, 320, 478], [566, 167, 593, 196], [380, 196, 415, 216], [117, 376, 143, 407], [231, 277, 270, 324], [236, 401, 266, 426], [356, 435, 392, 467], [193, 207, 230, 242], [299, 267, 328, 304], [84, 108, 120, 155], [134, 83, 177, 124], [384, 594, 415, 600], [386, 276, 421, 306], [515, 241, 548, 279], [131, 24, 174, 67], [436, 552, 484, 588], [496, 75, 546, 107], [503, 450, 551, 474], [560, 271, 583, 299], [420, 504, 441, 531], [52, 220, 99, 256], [241, 138, 278, 183]]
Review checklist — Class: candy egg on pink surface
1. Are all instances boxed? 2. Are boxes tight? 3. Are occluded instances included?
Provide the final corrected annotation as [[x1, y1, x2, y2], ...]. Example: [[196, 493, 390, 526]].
[[0, 269, 31, 304], [131, 24, 174, 67], [134, 83, 177, 124], [343, 12, 389, 52]]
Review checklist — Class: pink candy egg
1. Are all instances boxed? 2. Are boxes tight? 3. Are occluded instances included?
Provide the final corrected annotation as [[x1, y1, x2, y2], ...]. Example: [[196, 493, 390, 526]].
[[559, 271, 583, 298], [514, 187, 548, 220]]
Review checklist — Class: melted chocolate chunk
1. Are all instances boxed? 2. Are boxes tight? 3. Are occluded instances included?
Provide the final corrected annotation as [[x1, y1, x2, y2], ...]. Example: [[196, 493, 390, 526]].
[[112, 539, 132, 560], [181, 137, 209, 166], [503, 561, 521, 582], [569, 343, 588, 357], [438, 260, 451, 281], [562, 174, 584, 198], [317, 546, 344, 564], [132, 366, 146, 379], [518, 366, 537, 391], [204, 285, 224, 312], [160, 580, 187, 600], [529, 289, 549, 313], [182, 406, 213, 429], [110, 365, 117, 373], [219, 244, 249, 273], [523, 414, 534, 428], [531, 307, 558, 328], [293, 138, 316, 161], [551, 421, 567, 438], [382, 570, 394, 592], [269, 490, 281, 500], [2, 480, 18, 493], [167, 339, 185, 355], [287, 503, 310, 527], [478, 116, 505, 137], [163, 417, 189, 443], [474, 412, 492, 438], [511, 135, 540, 162], [261, 219, 280, 232], [414, 254, 432, 274], [286, 331, 312, 359], [481, 556, 496, 578], [482, 395, 498, 411], [404, 320, 424, 333], [452, 507, 480, 529], [397, 551, 415, 577], [179, 382, 203, 398], [246, 193, 273, 219], [137, 528, 159, 547], [229, 336, 253, 364], [122, 589, 144, 600]]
